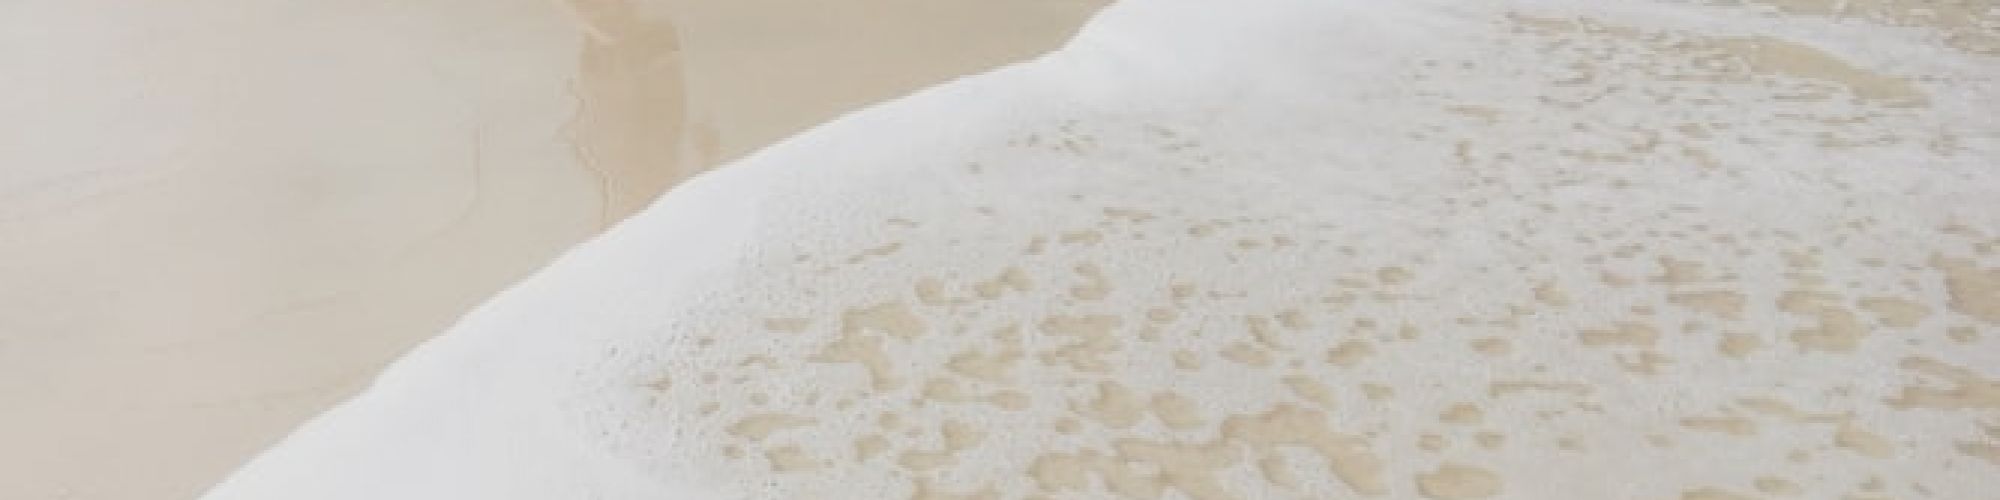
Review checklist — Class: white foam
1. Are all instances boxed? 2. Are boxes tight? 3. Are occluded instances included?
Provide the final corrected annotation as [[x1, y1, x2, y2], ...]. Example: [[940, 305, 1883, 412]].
[[206, 0, 2000, 498]]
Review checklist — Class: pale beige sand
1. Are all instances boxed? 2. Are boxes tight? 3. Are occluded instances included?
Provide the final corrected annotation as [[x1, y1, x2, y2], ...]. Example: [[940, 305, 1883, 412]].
[[0, 1, 1102, 498]]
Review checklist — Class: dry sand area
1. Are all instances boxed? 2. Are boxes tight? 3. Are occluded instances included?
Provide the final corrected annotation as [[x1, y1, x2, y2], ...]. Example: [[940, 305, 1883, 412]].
[[0, 1, 1105, 498]]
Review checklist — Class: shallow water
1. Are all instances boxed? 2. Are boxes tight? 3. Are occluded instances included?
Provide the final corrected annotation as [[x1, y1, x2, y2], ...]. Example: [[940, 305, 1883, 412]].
[[207, 0, 2000, 497]]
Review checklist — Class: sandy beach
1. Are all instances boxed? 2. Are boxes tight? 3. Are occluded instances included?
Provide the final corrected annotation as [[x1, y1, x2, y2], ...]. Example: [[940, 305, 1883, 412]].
[[0, 1, 1102, 498], [10, 0, 1999, 498]]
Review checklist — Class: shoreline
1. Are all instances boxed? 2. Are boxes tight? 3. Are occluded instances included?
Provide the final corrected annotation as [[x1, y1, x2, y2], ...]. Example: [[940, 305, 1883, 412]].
[[0, 1, 1104, 498]]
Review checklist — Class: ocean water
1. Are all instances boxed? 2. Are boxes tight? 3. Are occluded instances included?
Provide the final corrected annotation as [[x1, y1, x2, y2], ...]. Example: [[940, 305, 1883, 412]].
[[207, 0, 1998, 498]]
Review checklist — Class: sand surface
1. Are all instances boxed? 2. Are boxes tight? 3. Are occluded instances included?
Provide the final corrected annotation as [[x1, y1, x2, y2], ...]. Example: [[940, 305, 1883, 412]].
[[0, 1, 1102, 498]]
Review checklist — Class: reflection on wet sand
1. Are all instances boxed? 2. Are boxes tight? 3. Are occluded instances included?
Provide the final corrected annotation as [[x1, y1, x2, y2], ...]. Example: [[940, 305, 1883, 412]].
[[563, 0, 699, 221]]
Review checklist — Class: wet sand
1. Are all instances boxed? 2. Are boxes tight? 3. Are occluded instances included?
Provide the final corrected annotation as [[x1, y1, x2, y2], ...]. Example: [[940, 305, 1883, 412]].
[[0, 1, 1103, 498]]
